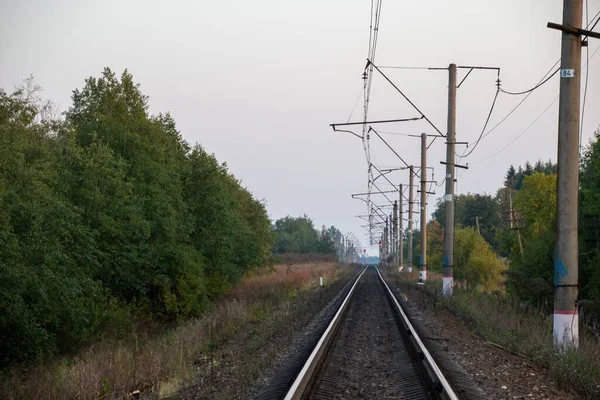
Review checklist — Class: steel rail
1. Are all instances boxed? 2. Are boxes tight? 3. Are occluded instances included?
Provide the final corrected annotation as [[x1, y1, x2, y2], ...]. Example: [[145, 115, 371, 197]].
[[283, 267, 368, 400], [375, 267, 460, 400]]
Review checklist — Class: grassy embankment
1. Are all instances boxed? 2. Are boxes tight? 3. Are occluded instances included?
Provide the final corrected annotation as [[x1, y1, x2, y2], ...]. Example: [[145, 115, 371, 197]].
[[2, 262, 350, 399], [385, 268, 600, 399]]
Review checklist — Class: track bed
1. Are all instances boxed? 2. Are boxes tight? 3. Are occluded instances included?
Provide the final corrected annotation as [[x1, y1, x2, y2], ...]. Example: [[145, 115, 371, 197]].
[[311, 268, 432, 399]]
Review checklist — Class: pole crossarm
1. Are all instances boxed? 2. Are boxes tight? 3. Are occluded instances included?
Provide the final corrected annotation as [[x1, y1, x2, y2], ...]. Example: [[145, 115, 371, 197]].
[[352, 190, 397, 197], [440, 161, 469, 169], [547, 22, 600, 39], [330, 117, 423, 128]]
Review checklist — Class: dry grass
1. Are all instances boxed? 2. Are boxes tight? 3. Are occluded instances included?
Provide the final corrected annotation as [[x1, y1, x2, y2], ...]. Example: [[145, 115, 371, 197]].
[[447, 292, 600, 399], [1, 262, 343, 400], [383, 266, 600, 399]]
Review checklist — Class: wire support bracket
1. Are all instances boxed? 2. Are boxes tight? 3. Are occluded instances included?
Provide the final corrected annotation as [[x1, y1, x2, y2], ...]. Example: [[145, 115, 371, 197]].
[[440, 161, 469, 170]]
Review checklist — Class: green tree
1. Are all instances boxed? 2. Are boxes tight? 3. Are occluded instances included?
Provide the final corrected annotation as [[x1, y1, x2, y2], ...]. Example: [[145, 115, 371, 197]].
[[0, 85, 118, 364], [580, 126, 600, 320], [505, 165, 516, 188], [454, 228, 506, 292], [0, 71, 275, 366], [514, 173, 556, 237], [273, 215, 319, 254], [317, 225, 336, 254], [524, 161, 534, 176], [508, 173, 557, 309], [432, 193, 501, 248], [426, 220, 444, 273]]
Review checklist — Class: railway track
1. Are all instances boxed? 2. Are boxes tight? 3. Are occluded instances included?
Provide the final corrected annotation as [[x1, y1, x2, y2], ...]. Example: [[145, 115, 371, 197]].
[[282, 266, 459, 400]]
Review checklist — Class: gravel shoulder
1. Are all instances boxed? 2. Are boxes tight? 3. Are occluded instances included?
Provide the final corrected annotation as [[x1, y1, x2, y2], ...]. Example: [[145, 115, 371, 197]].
[[390, 279, 577, 400]]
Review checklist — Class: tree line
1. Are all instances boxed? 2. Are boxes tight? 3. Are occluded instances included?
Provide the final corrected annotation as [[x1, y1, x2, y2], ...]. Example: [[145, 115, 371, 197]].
[[272, 215, 339, 256], [422, 144, 600, 320], [0, 71, 275, 366]]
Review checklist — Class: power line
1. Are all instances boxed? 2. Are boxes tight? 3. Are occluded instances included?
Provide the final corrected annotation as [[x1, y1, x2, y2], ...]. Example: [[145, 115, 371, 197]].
[[580, 3, 596, 157], [369, 127, 418, 174], [458, 83, 501, 159], [473, 98, 558, 164], [478, 10, 600, 141], [376, 130, 422, 137], [363, 0, 384, 239], [346, 85, 364, 123], [368, 59, 446, 137], [472, 43, 600, 165], [378, 66, 443, 70], [499, 67, 560, 95]]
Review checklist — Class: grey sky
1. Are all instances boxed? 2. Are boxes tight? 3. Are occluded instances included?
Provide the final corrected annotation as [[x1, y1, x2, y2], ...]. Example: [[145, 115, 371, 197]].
[[1, 0, 599, 254]]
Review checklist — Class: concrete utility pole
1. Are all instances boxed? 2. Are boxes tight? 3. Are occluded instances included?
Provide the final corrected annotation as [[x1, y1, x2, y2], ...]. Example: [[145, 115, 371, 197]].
[[443, 63, 457, 296], [407, 166, 414, 273], [508, 190, 525, 259], [384, 219, 389, 264], [420, 133, 427, 283], [554, 0, 582, 348], [393, 202, 398, 265], [389, 213, 393, 264], [476, 216, 481, 236], [399, 184, 404, 271]]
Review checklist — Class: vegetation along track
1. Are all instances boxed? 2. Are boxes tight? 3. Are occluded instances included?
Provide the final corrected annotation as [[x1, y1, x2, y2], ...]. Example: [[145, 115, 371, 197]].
[[279, 266, 459, 400]]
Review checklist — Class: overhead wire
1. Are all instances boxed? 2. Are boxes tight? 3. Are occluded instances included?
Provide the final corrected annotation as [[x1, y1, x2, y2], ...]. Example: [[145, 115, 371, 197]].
[[378, 66, 440, 70], [472, 41, 600, 165], [349, 6, 600, 247], [455, 64, 558, 162], [457, 81, 501, 160], [580, 2, 597, 158], [499, 67, 560, 96], [478, 62, 558, 141], [376, 130, 422, 137], [475, 10, 600, 143], [368, 60, 446, 137], [346, 85, 364, 123], [362, 0, 384, 243]]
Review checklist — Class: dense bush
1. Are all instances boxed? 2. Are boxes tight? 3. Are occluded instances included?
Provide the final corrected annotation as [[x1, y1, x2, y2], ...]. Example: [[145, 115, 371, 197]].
[[0, 70, 273, 366]]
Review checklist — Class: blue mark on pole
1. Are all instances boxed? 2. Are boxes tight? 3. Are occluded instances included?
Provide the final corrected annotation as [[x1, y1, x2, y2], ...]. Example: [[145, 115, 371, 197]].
[[554, 250, 567, 290], [443, 253, 449, 266], [419, 255, 423, 265]]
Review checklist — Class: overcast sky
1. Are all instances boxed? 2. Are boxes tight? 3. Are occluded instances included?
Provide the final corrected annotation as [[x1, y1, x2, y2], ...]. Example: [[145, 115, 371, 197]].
[[2, 0, 599, 253]]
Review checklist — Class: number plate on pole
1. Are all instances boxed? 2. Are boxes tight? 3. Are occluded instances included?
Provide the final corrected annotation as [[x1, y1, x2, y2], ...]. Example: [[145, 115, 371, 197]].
[[560, 69, 575, 78]]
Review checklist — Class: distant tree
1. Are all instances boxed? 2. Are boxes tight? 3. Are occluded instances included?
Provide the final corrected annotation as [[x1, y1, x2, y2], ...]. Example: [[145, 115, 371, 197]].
[[534, 159, 544, 173], [505, 165, 516, 188], [432, 193, 501, 248], [317, 225, 336, 254], [272, 215, 319, 254], [425, 220, 444, 273], [545, 159, 557, 174], [515, 166, 525, 190], [514, 173, 556, 237]]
